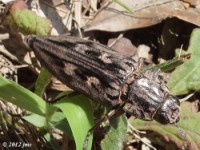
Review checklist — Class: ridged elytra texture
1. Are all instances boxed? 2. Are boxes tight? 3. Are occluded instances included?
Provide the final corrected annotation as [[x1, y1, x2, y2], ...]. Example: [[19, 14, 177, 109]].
[[25, 35, 180, 124]]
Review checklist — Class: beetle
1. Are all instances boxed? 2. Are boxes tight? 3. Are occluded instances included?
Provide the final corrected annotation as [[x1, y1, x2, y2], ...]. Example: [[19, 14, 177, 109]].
[[25, 35, 180, 124]]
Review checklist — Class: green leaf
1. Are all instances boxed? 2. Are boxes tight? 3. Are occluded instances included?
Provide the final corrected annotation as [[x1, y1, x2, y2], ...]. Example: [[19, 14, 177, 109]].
[[53, 93, 94, 150], [130, 102, 200, 150], [44, 133, 61, 150], [34, 68, 52, 97], [34, 68, 57, 124], [23, 111, 74, 138], [146, 54, 190, 72], [49, 111, 73, 139], [23, 113, 47, 127], [168, 28, 200, 95], [0, 76, 49, 116], [8, 9, 51, 35], [101, 115, 128, 150], [113, 0, 132, 13]]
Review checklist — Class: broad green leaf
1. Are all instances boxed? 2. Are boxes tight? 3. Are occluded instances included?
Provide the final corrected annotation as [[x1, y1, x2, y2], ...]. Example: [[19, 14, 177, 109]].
[[101, 115, 128, 150], [8, 9, 51, 35], [130, 102, 200, 150], [53, 94, 94, 150], [23, 111, 74, 139], [49, 111, 73, 139], [23, 113, 47, 127], [168, 28, 200, 95], [0, 76, 48, 116]]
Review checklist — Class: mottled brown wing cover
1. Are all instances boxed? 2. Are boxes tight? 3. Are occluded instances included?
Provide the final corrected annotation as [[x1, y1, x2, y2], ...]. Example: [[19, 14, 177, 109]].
[[26, 35, 135, 106], [26, 35, 180, 124]]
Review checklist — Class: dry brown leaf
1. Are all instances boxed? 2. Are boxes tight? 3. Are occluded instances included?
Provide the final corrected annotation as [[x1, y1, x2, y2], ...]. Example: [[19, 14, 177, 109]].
[[174, 8, 200, 26], [84, 0, 200, 32], [182, 0, 200, 6], [108, 37, 137, 56], [38, 0, 73, 34]]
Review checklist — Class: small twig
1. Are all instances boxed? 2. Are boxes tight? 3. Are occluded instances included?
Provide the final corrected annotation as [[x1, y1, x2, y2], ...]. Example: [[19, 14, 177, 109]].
[[0, 45, 21, 63], [127, 122, 156, 150], [0, 33, 9, 40], [128, 122, 146, 134], [74, 0, 82, 29], [82, 1, 91, 16], [15, 64, 29, 69], [0, 45, 39, 74], [134, 134, 156, 150], [178, 44, 183, 58], [108, 33, 124, 47], [179, 93, 195, 102], [72, 18, 83, 38]]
